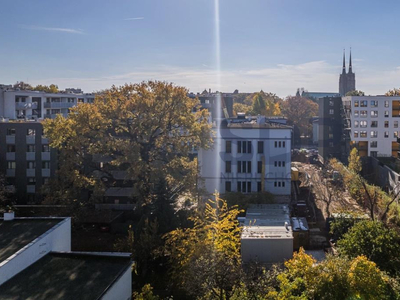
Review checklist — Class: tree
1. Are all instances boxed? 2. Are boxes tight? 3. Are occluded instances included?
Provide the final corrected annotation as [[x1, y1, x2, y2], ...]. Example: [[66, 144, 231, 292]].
[[386, 88, 400, 96], [32, 84, 59, 93], [132, 284, 160, 300], [233, 103, 252, 116], [345, 90, 365, 96], [281, 96, 318, 136], [0, 176, 15, 212], [252, 93, 267, 115], [348, 148, 362, 174], [44, 81, 212, 205], [165, 195, 243, 299], [13, 81, 33, 90], [337, 220, 400, 274]]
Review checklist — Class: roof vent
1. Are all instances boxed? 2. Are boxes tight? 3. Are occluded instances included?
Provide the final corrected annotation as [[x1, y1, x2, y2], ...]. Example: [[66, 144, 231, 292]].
[[4, 211, 15, 221]]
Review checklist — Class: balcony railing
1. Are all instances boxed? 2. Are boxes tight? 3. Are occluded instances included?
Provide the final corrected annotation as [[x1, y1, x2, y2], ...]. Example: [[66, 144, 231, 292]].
[[15, 102, 38, 110], [44, 102, 75, 109]]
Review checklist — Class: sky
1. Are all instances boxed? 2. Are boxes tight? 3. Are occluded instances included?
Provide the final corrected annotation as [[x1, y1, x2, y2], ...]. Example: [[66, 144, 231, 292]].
[[1, 0, 400, 97]]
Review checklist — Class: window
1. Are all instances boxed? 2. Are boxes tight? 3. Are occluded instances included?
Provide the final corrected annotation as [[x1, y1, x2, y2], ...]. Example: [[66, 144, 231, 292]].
[[370, 131, 377, 138], [385, 101, 389, 108], [329, 109, 334, 115], [354, 131, 359, 138], [282, 182, 285, 187], [27, 177, 36, 184], [7, 161, 16, 169], [279, 141, 282, 147], [225, 161, 231, 173], [274, 141, 278, 148], [225, 141, 231, 153], [42, 161, 50, 169], [237, 161, 242, 173], [371, 100, 378, 107], [354, 110, 359, 117], [395, 132, 399, 138], [6, 145, 15, 152], [385, 111, 389, 117], [283, 141, 286, 147], [238, 141, 251, 153], [238, 161, 251, 173], [237, 182, 241, 192], [384, 121, 389, 128], [257, 161, 262, 173], [247, 141, 251, 153], [354, 101, 359, 107], [242, 161, 247, 173], [6, 128, 15, 136], [360, 110, 367, 117], [27, 145, 36, 152], [247, 182, 251, 193], [274, 161, 277, 167], [361, 100, 368, 107], [360, 121, 367, 128], [27, 129, 36, 136], [42, 145, 50, 152], [360, 131, 367, 138], [395, 121, 398, 128], [247, 161, 252, 173], [282, 161, 286, 167], [329, 100, 334, 106], [274, 181, 277, 187], [225, 181, 231, 192], [278, 161, 282, 167], [385, 131, 389, 138], [257, 141, 264, 153], [371, 151, 378, 157], [371, 111, 378, 117], [354, 120, 359, 127], [27, 161, 36, 169], [257, 182, 262, 192], [328, 133, 333, 139], [371, 121, 378, 128], [371, 141, 377, 148], [329, 142, 334, 147]]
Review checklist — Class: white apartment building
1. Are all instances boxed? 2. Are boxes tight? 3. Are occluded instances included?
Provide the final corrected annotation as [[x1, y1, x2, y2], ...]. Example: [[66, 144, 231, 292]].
[[343, 96, 400, 157], [0, 86, 95, 120], [198, 116, 292, 196]]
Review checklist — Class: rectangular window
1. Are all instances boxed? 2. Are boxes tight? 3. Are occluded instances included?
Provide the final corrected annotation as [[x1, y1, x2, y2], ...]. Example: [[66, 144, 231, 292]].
[[371, 131, 378, 138], [274, 181, 277, 187], [27, 161, 36, 169], [257, 141, 264, 153], [237, 182, 241, 192], [43, 178, 49, 185], [27, 129, 36, 136], [354, 120, 359, 127], [371, 121, 378, 128], [225, 161, 231, 173], [27, 177, 36, 184], [237, 161, 242, 173], [360, 131, 367, 138], [360, 121, 367, 128], [371, 141, 378, 148], [371, 100, 378, 107], [395, 132, 398, 138], [354, 101, 359, 107], [385, 111, 389, 118], [283, 161, 286, 167], [257, 161, 262, 173], [360, 100, 368, 107], [242, 141, 247, 153], [225, 141, 231, 153], [354, 131, 359, 138], [27, 145, 36, 152], [7, 161, 16, 169], [247, 141, 252, 153], [274, 141, 278, 148], [225, 181, 231, 192], [278, 141, 282, 147], [354, 110, 359, 117], [6, 128, 15, 136], [274, 161, 278, 167], [385, 131, 389, 138], [247, 161, 251, 173], [42, 161, 50, 169], [385, 121, 389, 128], [237, 141, 242, 153], [278, 161, 282, 167], [395, 121, 398, 128], [360, 111, 367, 117], [329, 100, 334, 106], [371, 111, 378, 117], [242, 182, 246, 193], [257, 182, 262, 192], [329, 109, 334, 115], [242, 161, 247, 173], [282, 182, 285, 187], [6, 145, 15, 152], [282, 141, 286, 148], [328, 133, 333, 139], [247, 182, 251, 193], [42, 145, 50, 152], [385, 101, 389, 108]]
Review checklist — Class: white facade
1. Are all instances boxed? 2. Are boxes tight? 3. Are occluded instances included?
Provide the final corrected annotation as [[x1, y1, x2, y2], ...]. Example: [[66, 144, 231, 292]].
[[198, 121, 292, 196], [0, 88, 95, 120], [343, 96, 400, 157]]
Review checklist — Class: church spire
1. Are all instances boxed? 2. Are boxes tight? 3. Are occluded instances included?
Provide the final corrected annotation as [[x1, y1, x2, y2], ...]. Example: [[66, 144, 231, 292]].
[[349, 48, 353, 73], [342, 49, 346, 74]]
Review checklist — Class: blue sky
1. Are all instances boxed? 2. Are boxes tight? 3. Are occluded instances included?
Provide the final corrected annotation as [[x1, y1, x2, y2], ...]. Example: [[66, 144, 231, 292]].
[[1, 0, 400, 97]]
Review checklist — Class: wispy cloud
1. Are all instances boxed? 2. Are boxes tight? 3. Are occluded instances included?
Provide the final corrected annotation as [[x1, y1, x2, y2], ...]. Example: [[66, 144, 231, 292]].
[[21, 25, 84, 34], [123, 17, 144, 21]]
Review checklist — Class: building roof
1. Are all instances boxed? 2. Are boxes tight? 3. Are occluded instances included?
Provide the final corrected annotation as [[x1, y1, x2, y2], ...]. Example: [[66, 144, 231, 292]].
[[0, 252, 131, 300], [0, 218, 63, 263]]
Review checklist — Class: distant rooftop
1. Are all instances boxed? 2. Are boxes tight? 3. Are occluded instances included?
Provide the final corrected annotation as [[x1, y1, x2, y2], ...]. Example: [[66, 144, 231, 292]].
[[0, 252, 131, 300], [0, 218, 63, 263]]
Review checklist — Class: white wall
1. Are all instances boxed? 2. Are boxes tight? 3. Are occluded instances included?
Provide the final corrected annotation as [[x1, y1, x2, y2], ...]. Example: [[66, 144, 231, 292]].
[[101, 266, 132, 300], [0, 217, 71, 285], [241, 237, 293, 263], [198, 126, 292, 195]]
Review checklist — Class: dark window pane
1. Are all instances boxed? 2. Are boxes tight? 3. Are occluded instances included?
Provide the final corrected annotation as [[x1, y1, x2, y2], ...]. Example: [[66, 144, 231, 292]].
[[247, 161, 251, 173], [248, 141, 252, 153], [238, 141, 242, 153], [257, 161, 262, 173], [238, 161, 242, 173], [226, 141, 231, 153], [225, 181, 231, 192], [258, 141, 263, 153], [247, 182, 251, 193]]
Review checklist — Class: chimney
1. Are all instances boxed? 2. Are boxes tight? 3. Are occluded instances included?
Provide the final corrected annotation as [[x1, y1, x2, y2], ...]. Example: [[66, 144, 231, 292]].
[[4, 211, 15, 221]]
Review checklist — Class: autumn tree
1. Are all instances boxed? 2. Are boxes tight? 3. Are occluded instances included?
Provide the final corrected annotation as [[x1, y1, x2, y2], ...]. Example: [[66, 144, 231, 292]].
[[32, 84, 59, 93], [233, 103, 252, 116], [281, 96, 318, 136], [345, 90, 365, 96], [44, 81, 212, 205], [348, 148, 362, 174], [165, 195, 243, 299], [251, 92, 281, 116]]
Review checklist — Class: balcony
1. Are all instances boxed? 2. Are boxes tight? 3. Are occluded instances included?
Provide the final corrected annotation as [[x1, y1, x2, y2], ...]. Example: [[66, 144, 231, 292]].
[[6, 169, 15, 177], [27, 185, 35, 193], [15, 102, 38, 110], [6, 153, 15, 160], [44, 113, 68, 119], [41, 152, 50, 161], [6, 136, 15, 144], [26, 169, 35, 177], [42, 169, 50, 177], [44, 102, 75, 109], [26, 136, 35, 144]]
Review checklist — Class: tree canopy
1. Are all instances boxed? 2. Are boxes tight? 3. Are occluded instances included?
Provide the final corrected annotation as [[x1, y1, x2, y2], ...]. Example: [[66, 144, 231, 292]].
[[43, 81, 212, 204], [346, 90, 365, 96]]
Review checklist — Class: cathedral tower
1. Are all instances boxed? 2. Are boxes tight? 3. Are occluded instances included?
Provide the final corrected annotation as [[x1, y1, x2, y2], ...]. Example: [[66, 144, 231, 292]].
[[339, 49, 356, 95]]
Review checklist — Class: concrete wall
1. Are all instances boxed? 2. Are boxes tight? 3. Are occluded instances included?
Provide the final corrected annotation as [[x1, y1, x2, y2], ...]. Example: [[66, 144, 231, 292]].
[[101, 266, 132, 300], [241, 237, 293, 263], [0, 217, 71, 285], [198, 126, 292, 195]]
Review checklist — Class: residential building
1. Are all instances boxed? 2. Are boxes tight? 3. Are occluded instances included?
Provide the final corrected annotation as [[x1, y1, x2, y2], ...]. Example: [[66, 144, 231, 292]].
[[343, 95, 400, 158], [0, 214, 132, 299], [198, 115, 292, 196]]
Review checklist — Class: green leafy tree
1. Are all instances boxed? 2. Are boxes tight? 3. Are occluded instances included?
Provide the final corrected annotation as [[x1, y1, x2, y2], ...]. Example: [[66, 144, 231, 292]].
[[386, 88, 400, 96], [252, 93, 267, 115], [43, 81, 212, 205], [346, 90, 365, 96], [337, 220, 400, 274], [165, 195, 243, 299], [13, 81, 33, 90], [233, 102, 252, 116], [32, 84, 59, 93]]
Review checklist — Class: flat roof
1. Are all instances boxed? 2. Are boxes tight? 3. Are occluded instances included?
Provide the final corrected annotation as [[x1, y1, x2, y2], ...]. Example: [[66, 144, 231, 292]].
[[0, 252, 131, 300], [242, 226, 293, 239], [244, 204, 291, 227], [0, 218, 63, 263]]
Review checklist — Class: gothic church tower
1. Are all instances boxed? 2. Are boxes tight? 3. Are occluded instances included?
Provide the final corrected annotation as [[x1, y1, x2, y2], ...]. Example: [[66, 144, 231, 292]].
[[339, 49, 356, 95]]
